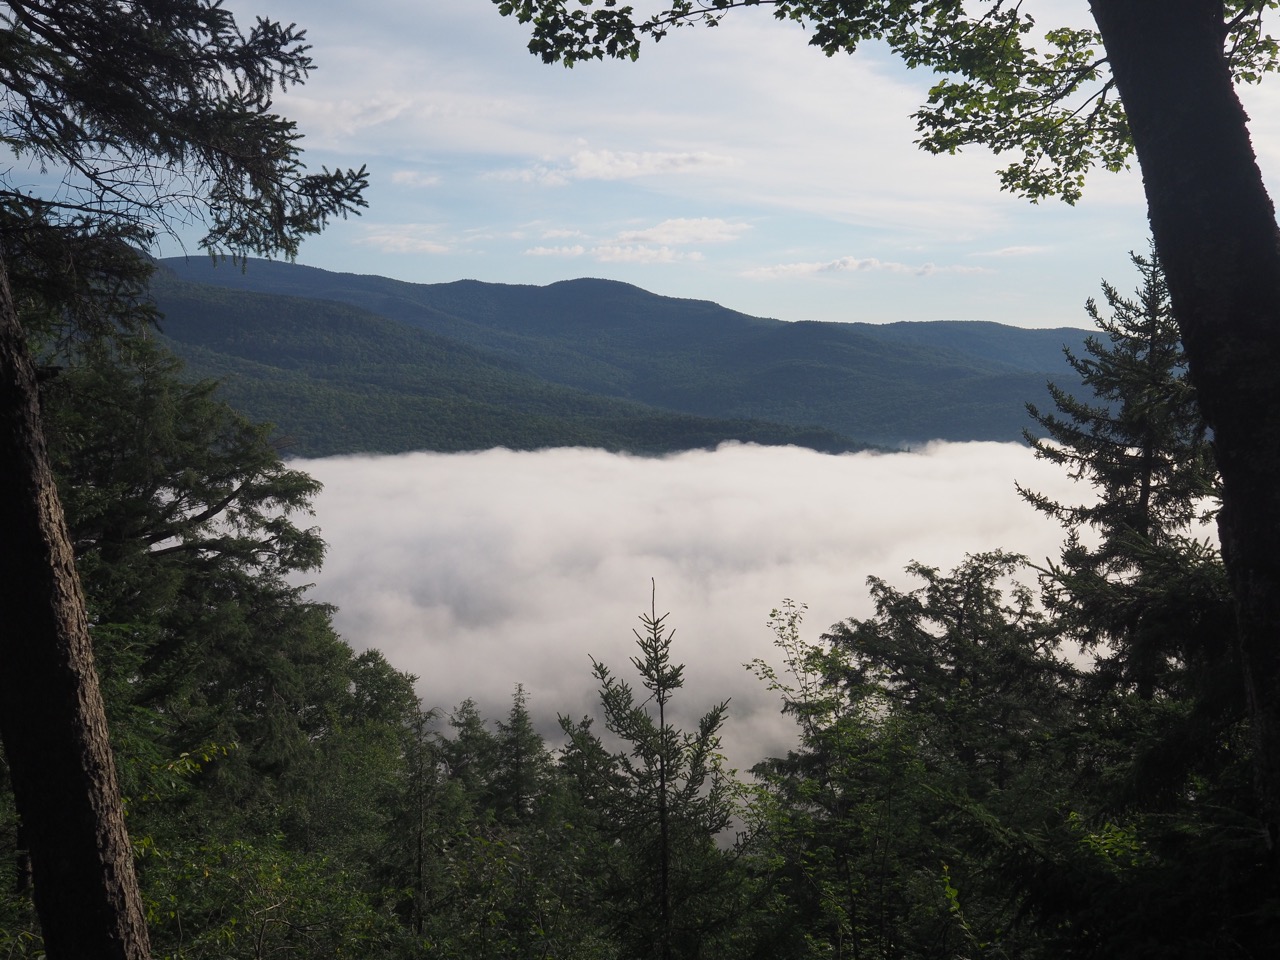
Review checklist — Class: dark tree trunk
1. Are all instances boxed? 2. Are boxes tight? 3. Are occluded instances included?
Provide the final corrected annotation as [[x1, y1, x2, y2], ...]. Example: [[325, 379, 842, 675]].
[[1090, 0, 1280, 851], [0, 251, 150, 958]]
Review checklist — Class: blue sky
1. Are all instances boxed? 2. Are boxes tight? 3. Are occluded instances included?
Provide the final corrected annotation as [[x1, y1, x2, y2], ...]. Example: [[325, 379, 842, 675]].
[[183, 0, 1280, 328]]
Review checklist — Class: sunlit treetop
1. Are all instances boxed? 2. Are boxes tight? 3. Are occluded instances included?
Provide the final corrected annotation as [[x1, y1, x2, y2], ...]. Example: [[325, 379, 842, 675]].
[[493, 0, 1280, 202]]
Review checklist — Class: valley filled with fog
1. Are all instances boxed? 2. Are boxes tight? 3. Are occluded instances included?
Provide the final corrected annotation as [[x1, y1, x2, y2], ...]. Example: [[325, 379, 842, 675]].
[[294, 440, 1092, 771]]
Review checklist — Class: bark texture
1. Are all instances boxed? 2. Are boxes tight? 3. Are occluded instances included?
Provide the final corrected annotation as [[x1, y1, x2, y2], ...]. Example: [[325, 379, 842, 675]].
[[1091, 0, 1280, 851], [0, 251, 150, 958]]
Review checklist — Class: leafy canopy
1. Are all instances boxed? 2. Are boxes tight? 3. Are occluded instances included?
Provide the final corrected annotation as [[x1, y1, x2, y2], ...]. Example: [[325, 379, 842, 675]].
[[493, 0, 1280, 201]]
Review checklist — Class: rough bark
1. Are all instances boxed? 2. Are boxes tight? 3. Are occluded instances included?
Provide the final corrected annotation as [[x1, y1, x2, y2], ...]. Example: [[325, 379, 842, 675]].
[[0, 251, 150, 957], [1090, 0, 1280, 851]]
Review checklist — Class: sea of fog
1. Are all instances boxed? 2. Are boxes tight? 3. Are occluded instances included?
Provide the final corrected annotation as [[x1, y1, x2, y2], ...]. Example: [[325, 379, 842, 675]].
[[291, 441, 1090, 772]]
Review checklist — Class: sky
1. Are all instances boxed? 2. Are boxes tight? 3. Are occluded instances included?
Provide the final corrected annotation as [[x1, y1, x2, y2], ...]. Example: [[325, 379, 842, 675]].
[[139, 0, 1270, 328], [294, 442, 1102, 772]]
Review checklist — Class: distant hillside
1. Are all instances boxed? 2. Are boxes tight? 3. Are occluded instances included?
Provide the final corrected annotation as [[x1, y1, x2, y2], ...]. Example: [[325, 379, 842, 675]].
[[149, 272, 864, 457], [154, 257, 1090, 455]]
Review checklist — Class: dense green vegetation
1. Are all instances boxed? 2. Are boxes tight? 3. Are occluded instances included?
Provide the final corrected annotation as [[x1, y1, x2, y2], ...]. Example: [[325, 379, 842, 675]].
[[155, 258, 1088, 452], [148, 271, 865, 457], [3, 251, 1270, 957]]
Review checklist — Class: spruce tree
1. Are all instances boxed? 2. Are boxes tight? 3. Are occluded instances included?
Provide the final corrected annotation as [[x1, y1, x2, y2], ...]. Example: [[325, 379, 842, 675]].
[[442, 698, 500, 812], [1013, 251, 1257, 957], [565, 585, 742, 960], [1020, 248, 1223, 698], [493, 685, 552, 824], [1023, 249, 1214, 542]]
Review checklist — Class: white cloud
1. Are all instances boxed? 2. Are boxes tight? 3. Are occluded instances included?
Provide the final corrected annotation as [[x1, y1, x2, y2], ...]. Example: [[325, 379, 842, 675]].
[[568, 149, 738, 180], [492, 149, 740, 187], [390, 170, 441, 188], [594, 244, 704, 264], [489, 164, 569, 187], [524, 220, 743, 264], [971, 245, 1050, 258], [278, 93, 417, 142], [355, 224, 451, 254], [525, 243, 705, 263], [294, 442, 1094, 771], [744, 255, 994, 280], [465, 227, 530, 241], [617, 218, 751, 245], [524, 244, 586, 257]]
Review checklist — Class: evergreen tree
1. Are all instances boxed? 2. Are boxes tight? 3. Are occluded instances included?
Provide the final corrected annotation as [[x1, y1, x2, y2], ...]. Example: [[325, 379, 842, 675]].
[[1008, 253, 1261, 957], [1018, 252, 1240, 811], [413, 696, 614, 960], [562, 585, 744, 960], [1020, 248, 1224, 698], [1024, 250, 1215, 541], [738, 251, 1260, 960], [442, 698, 501, 812], [37, 329, 339, 805], [493, 685, 554, 824]]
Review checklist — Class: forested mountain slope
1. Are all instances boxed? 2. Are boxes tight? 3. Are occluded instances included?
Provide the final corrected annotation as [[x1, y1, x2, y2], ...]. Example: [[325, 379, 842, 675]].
[[156, 257, 1090, 453], [149, 271, 861, 457]]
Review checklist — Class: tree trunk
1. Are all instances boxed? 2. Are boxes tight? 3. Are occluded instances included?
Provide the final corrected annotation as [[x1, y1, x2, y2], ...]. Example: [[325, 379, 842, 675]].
[[1090, 0, 1280, 852], [0, 251, 150, 958]]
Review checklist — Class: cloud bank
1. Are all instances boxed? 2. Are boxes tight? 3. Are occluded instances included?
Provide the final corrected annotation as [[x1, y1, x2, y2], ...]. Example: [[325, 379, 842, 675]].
[[522, 216, 748, 264], [744, 255, 994, 280], [616, 218, 751, 245], [356, 223, 452, 254], [495, 149, 739, 187], [295, 442, 1091, 771]]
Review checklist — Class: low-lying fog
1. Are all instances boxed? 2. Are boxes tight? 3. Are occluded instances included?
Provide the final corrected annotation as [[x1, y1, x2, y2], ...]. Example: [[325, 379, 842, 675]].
[[293, 441, 1089, 772]]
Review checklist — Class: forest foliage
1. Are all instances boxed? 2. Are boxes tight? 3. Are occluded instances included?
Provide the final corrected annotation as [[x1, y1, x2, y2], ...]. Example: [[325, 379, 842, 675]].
[[1, 248, 1270, 958]]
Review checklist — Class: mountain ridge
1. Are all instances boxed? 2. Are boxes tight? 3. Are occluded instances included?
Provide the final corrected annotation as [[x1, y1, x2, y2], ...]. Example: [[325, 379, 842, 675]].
[[153, 257, 1090, 456]]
